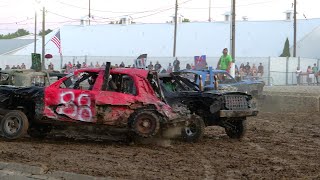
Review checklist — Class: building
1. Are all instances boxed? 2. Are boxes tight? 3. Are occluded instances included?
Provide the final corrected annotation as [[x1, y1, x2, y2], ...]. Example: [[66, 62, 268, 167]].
[[13, 17, 320, 59]]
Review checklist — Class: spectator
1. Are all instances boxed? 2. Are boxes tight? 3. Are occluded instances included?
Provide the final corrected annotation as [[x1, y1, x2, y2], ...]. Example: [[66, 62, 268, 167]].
[[191, 63, 195, 70], [154, 61, 162, 72], [21, 63, 26, 69], [11, 65, 17, 69], [296, 67, 302, 85], [173, 58, 180, 72], [240, 63, 245, 70], [239, 67, 245, 80], [115, 64, 119, 68], [95, 62, 100, 68], [235, 65, 239, 76], [48, 62, 54, 70], [307, 65, 313, 85], [82, 62, 87, 68], [186, 63, 191, 70], [312, 63, 318, 84], [167, 63, 173, 73], [67, 62, 72, 68], [119, 61, 125, 68], [244, 62, 251, 75], [17, 65, 21, 69], [258, 63, 264, 77], [101, 62, 106, 67], [89, 62, 94, 68], [161, 68, 167, 73], [5, 65, 10, 70], [251, 64, 257, 76], [217, 48, 232, 73], [76, 61, 81, 69], [148, 62, 154, 70]]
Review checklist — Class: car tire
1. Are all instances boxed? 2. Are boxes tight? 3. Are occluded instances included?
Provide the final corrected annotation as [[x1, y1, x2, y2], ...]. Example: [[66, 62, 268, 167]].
[[181, 117, 205, 142], [130, 111, 160, 138], [225, 119, 246, 139], [0, 110, 29, 140]]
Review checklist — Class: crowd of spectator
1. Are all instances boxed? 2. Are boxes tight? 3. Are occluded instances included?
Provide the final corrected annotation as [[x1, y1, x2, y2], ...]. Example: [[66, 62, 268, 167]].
[[4, 63, 27, 70], [296, 63, 319, 85]]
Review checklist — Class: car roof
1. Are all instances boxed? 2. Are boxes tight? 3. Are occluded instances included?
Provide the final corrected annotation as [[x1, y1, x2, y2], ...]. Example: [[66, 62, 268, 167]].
[[77, 67, 150, 78], [180, 69, 228, 74]]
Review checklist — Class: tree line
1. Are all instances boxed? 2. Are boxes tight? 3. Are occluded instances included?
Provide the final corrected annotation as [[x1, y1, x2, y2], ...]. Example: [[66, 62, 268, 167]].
[[0, 28, 53, 39]]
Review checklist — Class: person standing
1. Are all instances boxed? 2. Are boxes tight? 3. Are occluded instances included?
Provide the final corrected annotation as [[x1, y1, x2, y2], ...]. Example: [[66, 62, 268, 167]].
[[312, 63, 319, 84], [217, 48, 232, 73], [167, 63, 173, 73], [296, 67, 302, 85], [307, 66, 313, 85], [258, 63, 264, 77], [173, 58, 180, 72]]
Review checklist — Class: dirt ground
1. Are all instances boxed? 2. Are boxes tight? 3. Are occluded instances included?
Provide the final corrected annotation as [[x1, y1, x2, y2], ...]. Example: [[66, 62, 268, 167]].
[[0, 111, 319, 179]]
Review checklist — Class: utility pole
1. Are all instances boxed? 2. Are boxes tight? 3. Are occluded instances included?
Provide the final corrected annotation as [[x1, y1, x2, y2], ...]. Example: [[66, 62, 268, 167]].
[[173, 0, 178, 57], [293, 0, 297, 57], [231, 0, 236, 60], [34, 11, 37, 53], [89, 0, 91, 25], [42, 6, 45, 70], [209, 0, 212, 22]]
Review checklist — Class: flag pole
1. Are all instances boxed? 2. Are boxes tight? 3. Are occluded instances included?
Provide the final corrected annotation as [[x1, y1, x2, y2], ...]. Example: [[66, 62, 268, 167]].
[[60, 53, 63, 71]]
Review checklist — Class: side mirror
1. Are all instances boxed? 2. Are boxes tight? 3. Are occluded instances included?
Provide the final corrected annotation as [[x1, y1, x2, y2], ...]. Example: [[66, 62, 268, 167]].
[[199, 75, 204, 91]]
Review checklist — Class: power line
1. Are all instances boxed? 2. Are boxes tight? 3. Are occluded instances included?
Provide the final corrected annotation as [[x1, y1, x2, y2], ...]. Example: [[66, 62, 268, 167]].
[[57, 0, 173, 14], [0, 17, 34, 25], [181, 0, 275, 9]]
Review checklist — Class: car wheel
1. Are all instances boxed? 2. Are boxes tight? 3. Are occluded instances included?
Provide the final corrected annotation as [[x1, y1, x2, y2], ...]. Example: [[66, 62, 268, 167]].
[[225, 119, 246, 139], [181, 117, 205, 142], [0, 110, 29, 140], [130, 111, 160, 138]]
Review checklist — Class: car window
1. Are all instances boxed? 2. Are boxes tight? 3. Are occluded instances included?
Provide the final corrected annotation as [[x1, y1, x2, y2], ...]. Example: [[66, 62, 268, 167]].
[[106, 74, 137, 95], [215, 72, 237, 84], [60, 72, 98, 90]]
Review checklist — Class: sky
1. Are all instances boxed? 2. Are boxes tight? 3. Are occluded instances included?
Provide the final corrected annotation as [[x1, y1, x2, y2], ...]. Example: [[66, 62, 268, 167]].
[[0, 0, 319, 34]]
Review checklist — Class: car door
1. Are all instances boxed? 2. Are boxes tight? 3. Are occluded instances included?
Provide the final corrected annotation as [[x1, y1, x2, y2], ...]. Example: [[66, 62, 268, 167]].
[[44, 71, 99, 123], [94, 73, 137, 125]]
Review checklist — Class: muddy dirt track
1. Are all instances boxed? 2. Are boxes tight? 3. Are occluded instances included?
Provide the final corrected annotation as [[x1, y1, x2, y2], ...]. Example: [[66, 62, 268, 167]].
[[0, 112, 319, 179]]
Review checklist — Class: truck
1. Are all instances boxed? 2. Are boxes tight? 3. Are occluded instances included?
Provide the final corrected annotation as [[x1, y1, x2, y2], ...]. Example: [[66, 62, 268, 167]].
[[159, 72, 258, 142], [0, 64, 192, 141]]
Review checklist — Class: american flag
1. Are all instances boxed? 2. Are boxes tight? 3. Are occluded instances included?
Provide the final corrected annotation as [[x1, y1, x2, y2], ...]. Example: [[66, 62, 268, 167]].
[[51, 31, 62, 55]]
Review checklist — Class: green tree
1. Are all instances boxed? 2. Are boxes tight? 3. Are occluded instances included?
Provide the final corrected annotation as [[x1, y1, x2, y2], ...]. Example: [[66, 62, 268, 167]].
[[38, 29, 53, 36], [0, 28, 30, 39], [280, 38, 291, 57], [182, 18, 190, 22]]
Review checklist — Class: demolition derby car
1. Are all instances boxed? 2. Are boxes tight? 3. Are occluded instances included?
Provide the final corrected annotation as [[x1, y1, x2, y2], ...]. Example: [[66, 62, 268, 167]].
[[0, 69, 65, 87], [180, 68, 265, 97], [0, 63, 191, 141], [159, 72, 258, 142]]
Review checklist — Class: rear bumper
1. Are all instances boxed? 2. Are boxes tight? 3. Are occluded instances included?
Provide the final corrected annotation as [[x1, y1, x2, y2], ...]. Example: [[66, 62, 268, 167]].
[[220, 109, 259, 118]]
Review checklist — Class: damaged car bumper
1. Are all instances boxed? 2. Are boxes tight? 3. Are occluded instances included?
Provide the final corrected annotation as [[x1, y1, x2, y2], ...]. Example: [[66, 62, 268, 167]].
[[219, 109, 259, 118]]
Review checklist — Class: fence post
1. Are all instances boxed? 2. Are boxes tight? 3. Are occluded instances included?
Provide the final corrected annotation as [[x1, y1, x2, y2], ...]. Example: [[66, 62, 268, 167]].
[[286, 57, 289, 85], [268, 56, 271, 86]]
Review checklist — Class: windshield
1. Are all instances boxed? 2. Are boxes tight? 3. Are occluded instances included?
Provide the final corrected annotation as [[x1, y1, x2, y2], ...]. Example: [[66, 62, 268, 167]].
[[160, 74, 199, 93]]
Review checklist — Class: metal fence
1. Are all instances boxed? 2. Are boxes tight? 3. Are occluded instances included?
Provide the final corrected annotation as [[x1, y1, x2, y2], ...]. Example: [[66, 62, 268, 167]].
[[0, 55, 319, 86]]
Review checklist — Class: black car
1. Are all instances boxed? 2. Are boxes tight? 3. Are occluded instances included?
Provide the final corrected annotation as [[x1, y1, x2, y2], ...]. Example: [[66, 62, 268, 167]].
[[159, 73, 258, 142]]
